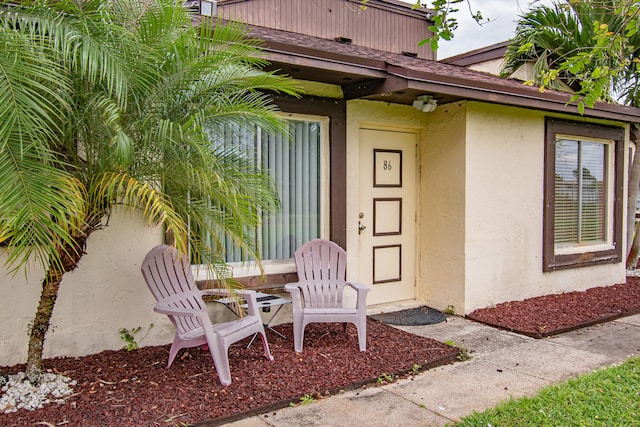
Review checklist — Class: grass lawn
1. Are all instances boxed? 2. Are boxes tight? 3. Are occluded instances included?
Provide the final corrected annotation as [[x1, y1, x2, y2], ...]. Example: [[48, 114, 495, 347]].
[[454, 356, 640, 426]]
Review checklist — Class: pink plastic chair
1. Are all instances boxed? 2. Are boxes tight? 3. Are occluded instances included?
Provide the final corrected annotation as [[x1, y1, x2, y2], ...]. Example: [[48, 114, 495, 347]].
[[140, 244, 273, 386], [285, 239, 370, 352]]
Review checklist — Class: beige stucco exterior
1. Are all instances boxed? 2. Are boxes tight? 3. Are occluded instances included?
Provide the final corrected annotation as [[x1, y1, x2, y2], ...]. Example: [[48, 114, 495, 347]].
[[347, 99, 628, 315], [0, 211, 173, 366], [419, 101, 468, 312], [0, 98, 630, 365], [462, 102, 628, 312]]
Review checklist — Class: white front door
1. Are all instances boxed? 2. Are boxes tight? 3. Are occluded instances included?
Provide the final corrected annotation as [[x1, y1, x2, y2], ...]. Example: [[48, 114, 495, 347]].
[[358, 128, 417, 305]]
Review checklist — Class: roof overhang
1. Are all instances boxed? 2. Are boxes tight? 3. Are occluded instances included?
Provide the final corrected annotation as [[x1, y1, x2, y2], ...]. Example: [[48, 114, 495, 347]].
[[382, 65, 640, 123], [206, 18, 640, 124], [260, 43, 640, 123]]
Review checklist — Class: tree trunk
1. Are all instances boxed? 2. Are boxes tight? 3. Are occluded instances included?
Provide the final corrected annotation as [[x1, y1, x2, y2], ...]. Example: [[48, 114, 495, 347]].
[[628, 220, 640, 269], [25, 235, 87, 384], [25, 265, 65, 383], [627, 126, 640, 268]]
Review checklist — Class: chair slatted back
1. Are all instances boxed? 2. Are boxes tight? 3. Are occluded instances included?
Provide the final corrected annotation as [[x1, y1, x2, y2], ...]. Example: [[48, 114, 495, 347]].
[[141, 245, 205, 335], [294, 239, 347, 308]]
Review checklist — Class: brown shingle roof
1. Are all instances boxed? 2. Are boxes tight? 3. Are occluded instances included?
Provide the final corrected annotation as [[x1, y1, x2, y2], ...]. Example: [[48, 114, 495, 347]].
[[196, 16, 640, 122]]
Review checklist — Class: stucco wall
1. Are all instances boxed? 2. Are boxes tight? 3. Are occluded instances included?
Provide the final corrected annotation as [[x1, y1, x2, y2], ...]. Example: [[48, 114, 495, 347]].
[[1, 99, 631, 364], [0, 211, 173, 366], [420, 102, 468, 313], [463, 102, 628, 313]]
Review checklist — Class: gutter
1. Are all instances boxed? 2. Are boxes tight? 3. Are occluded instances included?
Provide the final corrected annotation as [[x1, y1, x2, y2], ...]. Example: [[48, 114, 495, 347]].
[[386, 65, 640, 123]]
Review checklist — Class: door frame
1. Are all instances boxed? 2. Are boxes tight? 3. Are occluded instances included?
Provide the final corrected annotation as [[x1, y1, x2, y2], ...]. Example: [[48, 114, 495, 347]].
[[354, 124, 420, 304]]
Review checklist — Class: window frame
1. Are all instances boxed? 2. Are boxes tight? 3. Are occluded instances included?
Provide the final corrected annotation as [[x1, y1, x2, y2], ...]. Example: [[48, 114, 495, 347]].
[[543, 118, 625, 272], [193, 113, 331, 280]]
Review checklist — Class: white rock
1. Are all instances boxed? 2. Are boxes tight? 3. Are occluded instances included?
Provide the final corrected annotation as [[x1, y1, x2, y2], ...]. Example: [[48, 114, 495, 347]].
[[0, 370, 76, 414]]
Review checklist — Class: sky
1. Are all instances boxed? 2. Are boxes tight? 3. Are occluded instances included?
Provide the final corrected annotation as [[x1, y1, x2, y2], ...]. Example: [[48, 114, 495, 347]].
[[401, 0, 556, 59]]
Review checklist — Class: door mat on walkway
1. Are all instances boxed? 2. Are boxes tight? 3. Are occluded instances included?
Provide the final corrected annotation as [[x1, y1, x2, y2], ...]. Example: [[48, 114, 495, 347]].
[[371, 306, 447, 326]]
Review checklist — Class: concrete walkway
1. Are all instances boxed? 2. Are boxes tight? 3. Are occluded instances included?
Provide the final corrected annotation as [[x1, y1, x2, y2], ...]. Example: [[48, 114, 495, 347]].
[[220, 313, 640, 427]]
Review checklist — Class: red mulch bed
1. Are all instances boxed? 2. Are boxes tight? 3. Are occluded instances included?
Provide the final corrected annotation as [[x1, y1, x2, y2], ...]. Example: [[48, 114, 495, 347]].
[[3, 279, 639, 426], [467, 277, 640, 338], [0, 319, 458, 427]]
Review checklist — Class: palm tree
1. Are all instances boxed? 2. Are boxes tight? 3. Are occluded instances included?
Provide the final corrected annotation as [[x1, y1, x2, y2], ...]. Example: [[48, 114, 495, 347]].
[[0, 0, 298, 382], [501, 0, 640, 267], [503, 1, 639, 96]]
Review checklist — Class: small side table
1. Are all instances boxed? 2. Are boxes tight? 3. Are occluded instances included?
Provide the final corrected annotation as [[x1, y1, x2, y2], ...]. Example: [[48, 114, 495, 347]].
[[217, 292, 291, 347]]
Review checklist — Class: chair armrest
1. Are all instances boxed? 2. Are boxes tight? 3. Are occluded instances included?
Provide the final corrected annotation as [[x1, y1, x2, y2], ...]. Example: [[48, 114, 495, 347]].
[[346, 282, 370, 309], [346, 282, 370, 292], [200, 289, 259, 317], [284, 283, 300, 292], [154, 305, 207, 317], [284, 283, 303, 308]]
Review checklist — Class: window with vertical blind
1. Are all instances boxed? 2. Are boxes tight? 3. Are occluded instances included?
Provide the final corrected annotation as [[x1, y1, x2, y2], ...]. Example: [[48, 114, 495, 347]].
[[208, 117, 326, 264], [544, 119, 624, 271]]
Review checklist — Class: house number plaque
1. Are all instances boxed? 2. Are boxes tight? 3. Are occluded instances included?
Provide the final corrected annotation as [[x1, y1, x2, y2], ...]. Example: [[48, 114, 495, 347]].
[[373, 149, 402, 187]]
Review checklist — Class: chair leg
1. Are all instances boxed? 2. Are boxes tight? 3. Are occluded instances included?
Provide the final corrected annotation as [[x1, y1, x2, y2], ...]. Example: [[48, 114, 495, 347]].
[[292, 320, 305, 353], [209, 336, 232, 387], [166, 338, 184, 368], [258, 331, 274, 361], [356, 320, 367, 352]]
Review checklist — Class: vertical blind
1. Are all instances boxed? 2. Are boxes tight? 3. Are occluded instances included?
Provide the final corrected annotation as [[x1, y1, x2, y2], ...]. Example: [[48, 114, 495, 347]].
[[211, 120, 322, 262], [260, 121, 321, 260], [554, 138, 607, 247]]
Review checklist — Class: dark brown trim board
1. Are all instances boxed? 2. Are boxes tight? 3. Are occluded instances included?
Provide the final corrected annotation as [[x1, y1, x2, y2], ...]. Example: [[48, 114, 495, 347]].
[[543, 118, 625, 271], [272, 94, 347, 250]]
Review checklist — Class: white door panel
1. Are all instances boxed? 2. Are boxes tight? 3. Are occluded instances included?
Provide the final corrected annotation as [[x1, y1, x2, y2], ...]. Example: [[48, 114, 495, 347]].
[[358, 128, 417, 305]]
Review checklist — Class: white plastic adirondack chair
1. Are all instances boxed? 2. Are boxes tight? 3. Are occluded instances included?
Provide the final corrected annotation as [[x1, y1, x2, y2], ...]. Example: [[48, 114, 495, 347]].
[[284, 239, 370, 352], [140, 244, 273, 386]]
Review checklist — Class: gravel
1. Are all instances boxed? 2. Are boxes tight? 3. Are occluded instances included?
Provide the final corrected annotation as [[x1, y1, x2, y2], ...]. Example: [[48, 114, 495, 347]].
[[0, 371, 77, 413]]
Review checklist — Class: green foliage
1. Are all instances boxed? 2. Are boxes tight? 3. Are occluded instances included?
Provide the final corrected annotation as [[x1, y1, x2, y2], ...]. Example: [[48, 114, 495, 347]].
[[0, 0, 299, 275], [0, 0, 298, 375], [119, 327, 142, 351], [454, 356, 640, 426], [422, 0, 464, 51], [502, 0, 640, 111], [410, 1, 640, 112], [376, 373, 395, 383], [290, 394, 316, 406], [444, 340, 472, 361], [456, 347, 472, 361], [299, 394, 316, 405]]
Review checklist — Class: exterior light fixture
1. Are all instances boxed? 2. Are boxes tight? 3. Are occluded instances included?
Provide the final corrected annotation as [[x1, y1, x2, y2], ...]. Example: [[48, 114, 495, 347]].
[[412, 95, 438, 113], [199, 0, 217, 16]]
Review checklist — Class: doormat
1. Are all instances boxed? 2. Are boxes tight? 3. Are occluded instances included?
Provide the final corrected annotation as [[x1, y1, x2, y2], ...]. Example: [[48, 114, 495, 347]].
[[371, 306, 446, 326]]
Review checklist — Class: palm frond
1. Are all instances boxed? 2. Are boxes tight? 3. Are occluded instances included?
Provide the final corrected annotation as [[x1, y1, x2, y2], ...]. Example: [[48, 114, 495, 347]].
[[0, 30, 69, 152], [89, 172, 188, 253], [2, 2, 131, 106], [0, 145, 86, 272]]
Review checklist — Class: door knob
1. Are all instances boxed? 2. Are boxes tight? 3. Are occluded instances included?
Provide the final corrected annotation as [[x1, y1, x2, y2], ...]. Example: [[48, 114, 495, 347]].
[[358, 221, 367, 234]]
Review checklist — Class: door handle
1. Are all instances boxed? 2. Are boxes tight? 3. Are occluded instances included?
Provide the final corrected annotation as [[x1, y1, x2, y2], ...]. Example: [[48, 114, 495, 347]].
[[358, 221, 367, 235]]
